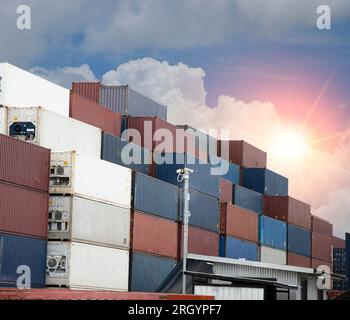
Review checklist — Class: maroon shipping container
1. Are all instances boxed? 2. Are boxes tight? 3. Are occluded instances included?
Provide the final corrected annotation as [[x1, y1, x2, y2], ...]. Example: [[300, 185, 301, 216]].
[[287, 252, 311, 268], [0, 134, 50, 192], [178, 225, 219, 258], [264, 196, 311, 229], [70, 92, 122, 136], [332, 236, 345, 249], [220, 203, 258, 243], [312, 233, 332, 262], [71, 82, 100, 103], [218, 140, 267, 168], [312, 215, 333, 238], [311, 258, 332, 272], [132, 211, 178, 259], [0, 182, 48, 239], [219, 179, 232, 204]]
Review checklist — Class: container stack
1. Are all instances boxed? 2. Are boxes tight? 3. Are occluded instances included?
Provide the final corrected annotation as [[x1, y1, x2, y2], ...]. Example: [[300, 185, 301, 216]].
[[0, 134, 50, 288], [311, 215, 333, 270]]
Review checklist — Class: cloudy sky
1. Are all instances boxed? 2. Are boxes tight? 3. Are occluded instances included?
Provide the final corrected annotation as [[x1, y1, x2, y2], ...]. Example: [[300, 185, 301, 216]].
[[1, 0, 350, 236]]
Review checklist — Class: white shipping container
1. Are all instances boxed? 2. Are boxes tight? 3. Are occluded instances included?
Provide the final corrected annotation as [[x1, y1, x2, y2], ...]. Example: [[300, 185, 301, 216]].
[[194, 285, 264, 300], [48, 196, 130, 249], [46, 242, 129, 291], [0, 105, 6, 134], [50, 151, 132, 208], [259, 245, 287, 265], [7, 107, 101, 157], [0, 63, 69, 116]]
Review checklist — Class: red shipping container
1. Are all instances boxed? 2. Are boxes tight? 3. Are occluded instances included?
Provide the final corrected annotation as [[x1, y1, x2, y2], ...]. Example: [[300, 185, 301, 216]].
[[132, 211, 178, 259], [220, 204, 258, 243], [311, 258, 332, 272], [70, 92, 121, 136], [71, 82, 100, 103], [178, 225, 219, 258], [312, 215, 333, 237], [219, 179, 232, 204], [332, 236, 345, 249], [0, 182, 48, 239], [312, 233, 332, 262], [287, 252, 311, 268], [264, 196, 311, 229], [0, 134, 50, 192], [218, 140, 267, 168]]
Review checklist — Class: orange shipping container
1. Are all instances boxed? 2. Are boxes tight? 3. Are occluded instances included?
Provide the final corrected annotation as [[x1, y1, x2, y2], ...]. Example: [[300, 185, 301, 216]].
[[287, 252, 311, 268], [311, 215, 333, 238], [312, 233, 332, 262], [71, 82, 100, 103], [311, 258, 332, 272], [219, 179, 232, 204], [332, 236, 345, 249]]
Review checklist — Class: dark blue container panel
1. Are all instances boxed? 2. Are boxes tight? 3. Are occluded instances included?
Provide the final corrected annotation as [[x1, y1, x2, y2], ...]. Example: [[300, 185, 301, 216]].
[[243, 168, 288, 196], [210, 156, 240, 185], [131, 252, 176, 292], [101, 133, 151, 175], [259, 215, 287, 250], [288, 224, 311, 256], [219, 236, 258, 261], [133, 172, 179, 221], [179, 188, 219, 232], [233, 185, 263, 214], [155, 153, 221, 198], [0, 233, 46, 288]]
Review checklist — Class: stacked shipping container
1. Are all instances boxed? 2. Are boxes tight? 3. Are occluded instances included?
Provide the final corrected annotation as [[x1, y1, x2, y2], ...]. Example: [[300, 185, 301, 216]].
[[332, 236, 346, 290]]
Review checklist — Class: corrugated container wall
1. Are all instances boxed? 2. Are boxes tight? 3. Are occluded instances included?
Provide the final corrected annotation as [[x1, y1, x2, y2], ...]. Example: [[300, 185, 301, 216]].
[[264, 196, 311, 229], [48, 196, 130, 249], [7, 107, 102, 158], [101, 133, 151, 175], [69, 92, 121, 137], [259, 215, 287, 250], [0, 183, 48, 239], [287, 252, 311, 268], [333, 236, 345, 249], [0, 134, 50, 192], [0, 63, 69, 116], [232, 185, 263, 214], [50, 152, 132, 208], [220, 204, 258, 243], [219, 236, 258, 261], [311, 216, 333, 238], [287, 224, 311, 257], [71, 82, 100, 103], [131, 252, 177, 292], [132, 212, 178, 258], [0, 233, 46, 288], [133, 172, 178, 221], [312, 233, 332, 262], [218, 140, 267, 168], [219, 179, 232, 204], [179, 188, 219, 232], [259, 246, 287, 265]]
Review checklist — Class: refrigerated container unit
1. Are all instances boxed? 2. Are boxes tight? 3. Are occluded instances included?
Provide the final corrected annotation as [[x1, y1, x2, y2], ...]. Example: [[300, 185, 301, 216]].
[[50, 151, 132, 208], [70, 92, 122, 136], [219, 236, 258, 261], [259, 246, 287, 265], [243, 168, 288, 196], [288, 224, 311, 257], [130, 251, 177, 292], [46, 241, 129, 291], [0, 233, 46, 288], [7, 107, 101, 158], [232, 184, 263, 214], [101, 133, 151, 175], [0, 62, 69, 116], [259, 215, 287, 251], [264, 196, 311, 229], [48, 196, 130, 249], [217, 140, 267, 168]]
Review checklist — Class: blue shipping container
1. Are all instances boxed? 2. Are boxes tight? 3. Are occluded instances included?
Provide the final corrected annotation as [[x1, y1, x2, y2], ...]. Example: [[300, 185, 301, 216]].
[[243, 168, 288, 196], [288, 224, 311, 256], [101, 133, 151, 175], [155, 153, 221, 198], [179, 188, 219, 232], [210, 156, 240, 185], [0, 233, 46, 288], [133, 172, 179, 221], [131, 252, 176, 292], [259, 215, 287, 250], [233, 184, 263, 214], [219, 236, 258, 261]]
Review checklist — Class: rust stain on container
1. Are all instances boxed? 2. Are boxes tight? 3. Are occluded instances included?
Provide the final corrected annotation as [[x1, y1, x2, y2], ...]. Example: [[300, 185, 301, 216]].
[[219, 179, 232, 204], [287, 252, 311, 268], [264, 196, 311, 229], [312, 215, 333, 238], [71, 82, 100, 103], [132, 211, 178, 259], [70, 92, 121, 137], [312, 232, 332, 262], [220, 203, 258, 243]]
